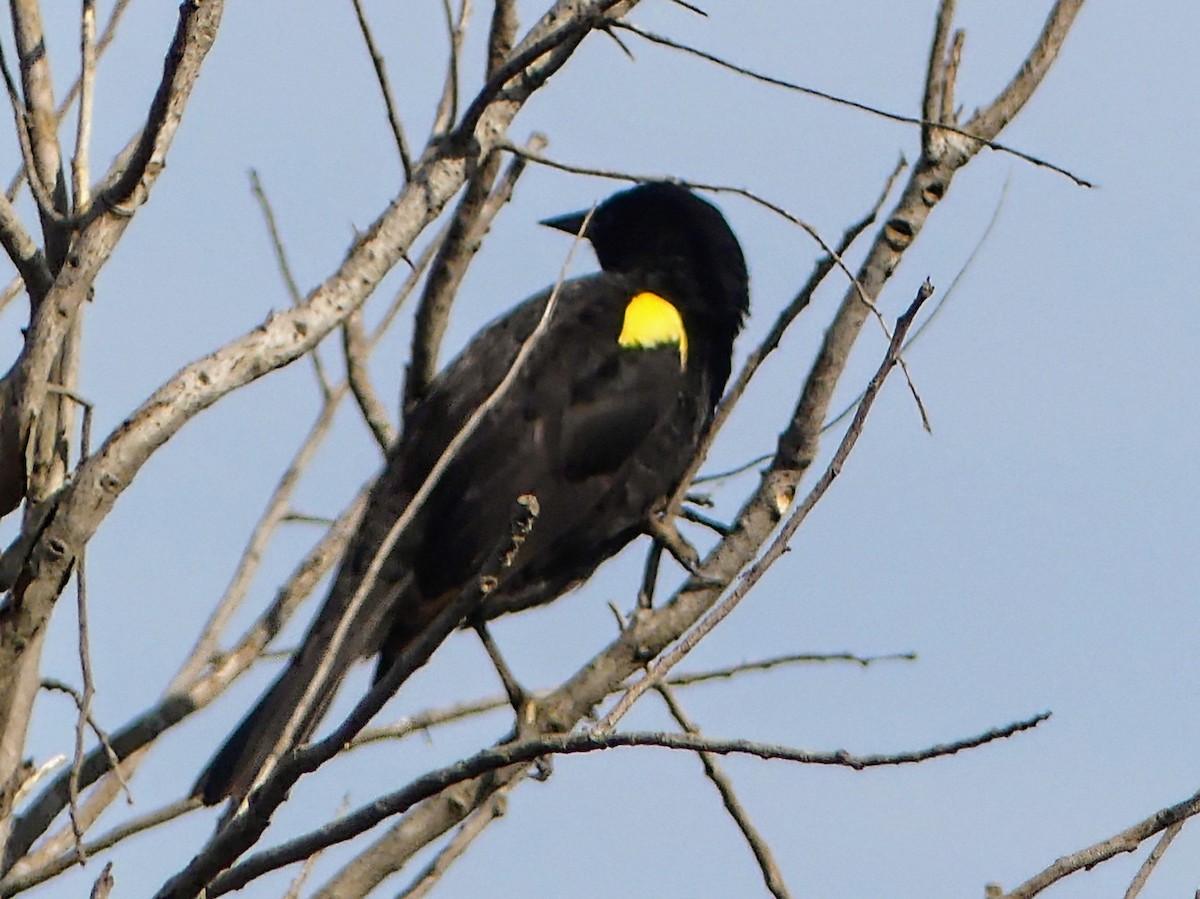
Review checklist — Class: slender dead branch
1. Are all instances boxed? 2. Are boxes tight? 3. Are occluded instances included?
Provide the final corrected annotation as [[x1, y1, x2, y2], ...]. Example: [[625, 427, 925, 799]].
[[87, 862, 112, 899], [964, 0, 1085, 144], [999, 788, 1200, 899], [487, 0, 518, 76], [208, 712, 1050, 895], [824, 173, 1009, 433], [393, 794, 506, 899], [72, 0, 97, 214], [923, 0, 957, 142], [248, 169, 331, 395], [405, 136, 543, 416], [656, 687, 792, 899], [5, 0, 133, 204], [1, 799, 199, 895], [174, 389, 355, 688], [668, 650, 918, 686], [613, 19, 1090, 187], [8, 0, 70, 262], [0, 193, 49, 301], [2, 492, 367, 875], [431, 0, 469, 137], [1123, 822, 1185, 899], [342, 311, 396, 451], [0, 41, 70, 238], [350, 0, 413, 180]]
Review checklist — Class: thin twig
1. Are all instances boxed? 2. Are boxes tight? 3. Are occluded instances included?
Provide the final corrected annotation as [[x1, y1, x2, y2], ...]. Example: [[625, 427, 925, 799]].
[[405, 136, 542, 416], [350, 0, 413, 180], [174, 385, 351, 686], [1124, 821, 1185, 899], [613, 19, 1091, 187], [38, 681, 128, 807], [0, 799, 200, 894], [431, 0, 469, 137], [249, 169, 331, 396], [72, 0, 97, 213], [281, 796, 349, 899], [922, 0, 957, 144], [8, 0, 71, 252], [691, 453, 772, 486], [0, 41, 73, 229], [6, 493, 367, 871], [71, 390, 98, 853], [999, 786, 1200, 899], [393, 794, 507, 899], [822, 173, 1008, 433], [88, 862, 112, 899], [68, 545, 92, 861], [667, 650, 917, 686], [6, 0, 133, 202], [342, 310, 396, 451], [656, 686, 792, 899], [207, 712, 1050, 896], [348, 648, 915, 748]]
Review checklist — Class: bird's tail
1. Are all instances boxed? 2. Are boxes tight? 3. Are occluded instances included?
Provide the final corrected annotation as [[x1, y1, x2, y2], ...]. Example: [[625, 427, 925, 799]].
[[193, 568, 412, 805], [191, 653, 338, 805]]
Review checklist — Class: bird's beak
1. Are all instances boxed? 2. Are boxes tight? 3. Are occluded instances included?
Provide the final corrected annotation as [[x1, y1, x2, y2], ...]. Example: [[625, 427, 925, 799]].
[[539, 209, 590, 238]]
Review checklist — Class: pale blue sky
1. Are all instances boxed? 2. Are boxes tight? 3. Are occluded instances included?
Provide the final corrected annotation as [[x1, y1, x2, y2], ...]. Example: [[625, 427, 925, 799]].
[[4, 2, 1198, 897]]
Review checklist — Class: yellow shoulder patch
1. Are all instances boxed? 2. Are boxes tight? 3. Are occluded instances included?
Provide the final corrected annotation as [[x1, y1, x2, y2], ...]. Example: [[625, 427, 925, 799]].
[[618, 292, 687, 368]]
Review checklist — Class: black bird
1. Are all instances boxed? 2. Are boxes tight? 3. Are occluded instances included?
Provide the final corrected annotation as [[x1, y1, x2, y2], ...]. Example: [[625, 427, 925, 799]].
[[194, 182, 749, 804]]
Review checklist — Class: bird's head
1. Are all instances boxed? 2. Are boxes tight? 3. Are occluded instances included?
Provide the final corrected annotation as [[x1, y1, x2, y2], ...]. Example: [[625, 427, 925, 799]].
[[542, 182, 749, 331]]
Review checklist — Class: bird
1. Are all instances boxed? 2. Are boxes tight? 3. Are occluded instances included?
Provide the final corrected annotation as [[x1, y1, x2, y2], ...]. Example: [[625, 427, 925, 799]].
[[193, 181, 750, 805]]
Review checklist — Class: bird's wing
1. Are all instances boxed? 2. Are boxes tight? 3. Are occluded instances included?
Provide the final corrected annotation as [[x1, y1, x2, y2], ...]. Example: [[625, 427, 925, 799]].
[[405, 277, 689, 599]]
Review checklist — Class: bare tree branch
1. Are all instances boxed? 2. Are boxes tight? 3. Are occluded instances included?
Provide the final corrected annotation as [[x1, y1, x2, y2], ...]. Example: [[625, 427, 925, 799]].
[[1124, 822, 1185, 899], [487, 0, 518, 76], [392, 794, 506, 899], [209, 712, 1051, 895], [5, 0, 133, 203], [2, 799, 198, 895], [248, 168, 331, 395], [342, 310, 396, 451], [1, 492, 367, 875], [612, 18, 1091, 187], [71, 0, 97, 214], [404, 136, 542, 416], [656, 686, 792, 899], [350, 0, 413, 180], [0, 0, 224, 840], [998, 788, 1200, 899], [431, 0, 469, 138], [87, 861, 112, 899], [8, 0, 69, 265]]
